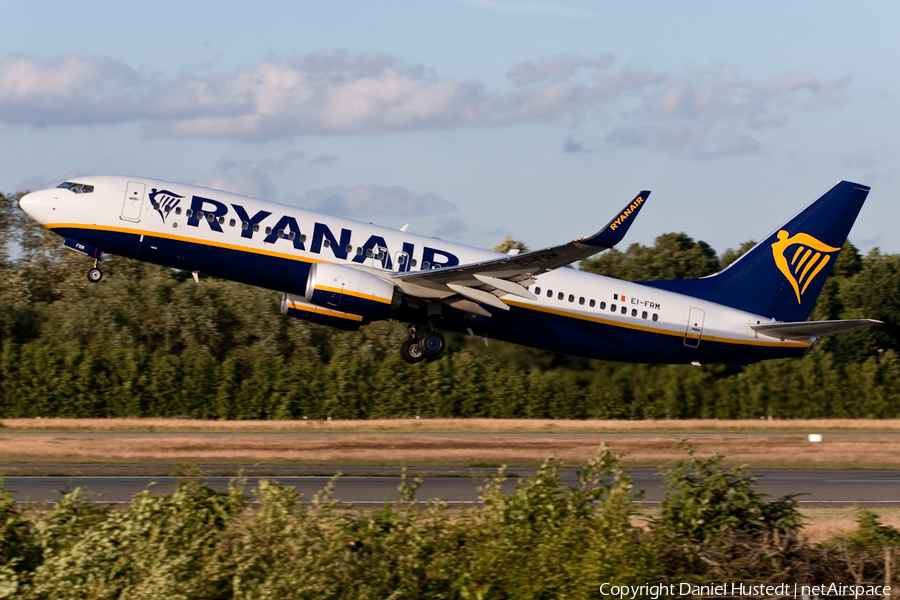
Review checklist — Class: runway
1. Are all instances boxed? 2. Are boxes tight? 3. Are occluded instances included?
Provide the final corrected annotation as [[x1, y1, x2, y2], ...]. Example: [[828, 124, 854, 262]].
[[4, 469, 900, 505]]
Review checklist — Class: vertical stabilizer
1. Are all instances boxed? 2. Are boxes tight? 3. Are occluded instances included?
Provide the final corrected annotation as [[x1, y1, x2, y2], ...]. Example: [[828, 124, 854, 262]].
[[641, 181, 870, 322]]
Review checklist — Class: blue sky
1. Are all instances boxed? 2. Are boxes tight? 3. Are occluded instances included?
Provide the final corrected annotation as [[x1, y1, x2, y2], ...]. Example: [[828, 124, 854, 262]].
[[1, 0, 897, 255]]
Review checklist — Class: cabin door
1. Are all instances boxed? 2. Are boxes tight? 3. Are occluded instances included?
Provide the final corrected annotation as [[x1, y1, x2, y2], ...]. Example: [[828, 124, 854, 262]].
[[121, 181, 146, 222], [684, 307, 705, 348]]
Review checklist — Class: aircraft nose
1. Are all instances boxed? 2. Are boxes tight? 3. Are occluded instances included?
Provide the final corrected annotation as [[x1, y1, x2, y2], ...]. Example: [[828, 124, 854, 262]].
[[19, 189, 49, 224]]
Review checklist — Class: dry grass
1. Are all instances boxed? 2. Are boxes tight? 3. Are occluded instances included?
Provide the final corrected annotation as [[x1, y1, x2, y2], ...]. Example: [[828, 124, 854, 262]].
[[0, 433, 898, 469], [635, 507, 900, 544], [5, 418, 900, 434], [800, 507, 900, 543]]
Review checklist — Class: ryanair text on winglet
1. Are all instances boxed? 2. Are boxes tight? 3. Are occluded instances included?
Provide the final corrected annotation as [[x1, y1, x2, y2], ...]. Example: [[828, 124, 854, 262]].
[[609, 196, 644, 231]]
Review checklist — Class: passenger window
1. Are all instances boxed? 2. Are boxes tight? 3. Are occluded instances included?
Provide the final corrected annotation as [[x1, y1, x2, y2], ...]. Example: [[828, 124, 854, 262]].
[[621, 306, 626, 314], [579, 297, 585, 305], [589, 299, 595, 307], [218, 216, 225, 224], [642, 311, 648, 319], [366, 249, 374, 258], [346, 244, 353, 253], [423, 261, 431, 269], [229, 219, 236, 227], [241, 221, 248, 230], [631, 309, 637, 317], [253, 224, 260, 232], [600, 301, 606, 309], [300, 235, 307, 243], [398, 255, 406, 264], [277, 229, 285, 238], [185, 209, 193, 218], [288, 232, 296, 241], [356, 247, 364, 256], [610, 304, 616, 311], [324, 239, 330, 248], [547, 290, 552, 298], [197, 211, 204, 219], [557, 292, 564, 300], [568, 294, 574, 302], [176, 207, 182, 215], [265, 227, 272, 235], [535, 287, 541, 295], [411, 259, 417, 267], [207, 214, 215, 223], [652, 314, 658, 322]]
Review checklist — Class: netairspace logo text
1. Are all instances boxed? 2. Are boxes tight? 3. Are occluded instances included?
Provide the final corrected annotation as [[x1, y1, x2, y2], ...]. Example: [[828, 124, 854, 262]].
[[599, 582, 892, 598]]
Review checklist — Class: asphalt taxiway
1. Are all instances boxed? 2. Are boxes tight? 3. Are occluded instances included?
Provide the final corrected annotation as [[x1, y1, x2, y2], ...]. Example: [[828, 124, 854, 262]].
[[3, 468, 900, 505]]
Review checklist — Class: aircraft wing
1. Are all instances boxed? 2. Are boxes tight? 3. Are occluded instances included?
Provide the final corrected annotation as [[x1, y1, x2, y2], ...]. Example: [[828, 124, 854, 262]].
[[751, 319, 882, 340], [391, 192, 649, 315]]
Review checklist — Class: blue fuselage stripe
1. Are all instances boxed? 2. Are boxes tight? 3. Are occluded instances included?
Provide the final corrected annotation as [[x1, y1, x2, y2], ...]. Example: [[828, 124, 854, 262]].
[[55, 226, 807, 364]]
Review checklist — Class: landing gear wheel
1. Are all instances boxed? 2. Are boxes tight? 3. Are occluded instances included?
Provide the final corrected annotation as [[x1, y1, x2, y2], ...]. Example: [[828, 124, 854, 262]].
[[87, 268, 103, 283], [419, 331, 445, 359], [400, 338, 425, 364]]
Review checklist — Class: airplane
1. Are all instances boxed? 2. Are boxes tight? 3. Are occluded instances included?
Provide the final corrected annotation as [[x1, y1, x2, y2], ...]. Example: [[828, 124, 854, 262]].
[[17, 177, 880, 365]]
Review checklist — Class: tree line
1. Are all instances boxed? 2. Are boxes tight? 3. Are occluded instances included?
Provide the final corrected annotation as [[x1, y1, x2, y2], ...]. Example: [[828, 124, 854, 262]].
[[2, 191, 900, 419]]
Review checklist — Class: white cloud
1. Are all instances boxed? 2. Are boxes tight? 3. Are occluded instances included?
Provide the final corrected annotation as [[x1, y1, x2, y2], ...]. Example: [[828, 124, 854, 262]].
[[0, 53, 138, 125], [606, 68, 850, 157], [193, 171, 276, 200], [144, 53, 486, 139], [299, 184, 456, 218], [432, 217, 468, 239], [195, 150, 325, 199], [0, 51, 849, 157]]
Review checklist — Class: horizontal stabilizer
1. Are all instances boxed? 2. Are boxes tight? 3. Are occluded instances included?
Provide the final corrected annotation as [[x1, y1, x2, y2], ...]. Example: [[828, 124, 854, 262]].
[[751, 319, 882, 340]]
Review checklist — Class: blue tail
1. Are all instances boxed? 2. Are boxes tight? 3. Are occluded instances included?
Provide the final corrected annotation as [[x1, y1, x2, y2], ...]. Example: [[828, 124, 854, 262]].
[[641, 181, 870, 322]]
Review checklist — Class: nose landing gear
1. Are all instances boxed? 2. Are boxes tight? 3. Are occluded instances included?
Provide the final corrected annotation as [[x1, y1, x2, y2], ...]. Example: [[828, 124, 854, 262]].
[[400, 327, 445, 363], [87, 257, 103, 283]]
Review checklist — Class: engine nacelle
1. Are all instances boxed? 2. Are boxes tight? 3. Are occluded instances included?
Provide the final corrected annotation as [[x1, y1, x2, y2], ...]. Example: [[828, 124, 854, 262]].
[[305, 262, 399, 319], [281, 293, 363, 331]]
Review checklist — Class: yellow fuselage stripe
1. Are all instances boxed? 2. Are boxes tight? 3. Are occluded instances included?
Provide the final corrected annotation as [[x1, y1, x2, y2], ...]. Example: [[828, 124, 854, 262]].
[[49, 222, 324, 265], [53, 223, 810, 349], [503, 300, 810, 348]]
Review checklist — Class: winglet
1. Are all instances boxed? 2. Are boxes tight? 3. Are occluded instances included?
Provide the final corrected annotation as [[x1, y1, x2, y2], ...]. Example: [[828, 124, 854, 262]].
[[579, 191, 650, 248]]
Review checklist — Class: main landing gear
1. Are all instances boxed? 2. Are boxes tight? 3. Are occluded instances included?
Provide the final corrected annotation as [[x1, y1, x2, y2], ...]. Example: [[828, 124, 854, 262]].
[[400, 326, 445, 364], [87, 257, 103, 283]]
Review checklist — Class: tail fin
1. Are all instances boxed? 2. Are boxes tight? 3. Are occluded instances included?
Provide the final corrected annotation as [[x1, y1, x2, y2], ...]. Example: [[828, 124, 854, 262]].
[[641, 181, 870, 322]]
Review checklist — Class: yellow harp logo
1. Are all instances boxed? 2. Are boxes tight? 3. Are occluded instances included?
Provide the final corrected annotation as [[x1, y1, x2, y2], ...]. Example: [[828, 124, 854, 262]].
[[771, 230, 840, 304]]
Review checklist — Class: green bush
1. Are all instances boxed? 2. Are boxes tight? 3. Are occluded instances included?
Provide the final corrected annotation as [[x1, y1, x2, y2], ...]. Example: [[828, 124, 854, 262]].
[[0, 448, 897, 597]]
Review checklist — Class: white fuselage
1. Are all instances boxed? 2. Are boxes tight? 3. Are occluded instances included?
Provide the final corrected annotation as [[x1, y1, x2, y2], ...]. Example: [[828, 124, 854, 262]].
[[19, 176, 812, 363]]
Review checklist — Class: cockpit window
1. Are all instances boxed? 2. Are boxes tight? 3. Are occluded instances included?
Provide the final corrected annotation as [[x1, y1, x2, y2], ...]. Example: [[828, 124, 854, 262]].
[[57, 182, 94, 194]]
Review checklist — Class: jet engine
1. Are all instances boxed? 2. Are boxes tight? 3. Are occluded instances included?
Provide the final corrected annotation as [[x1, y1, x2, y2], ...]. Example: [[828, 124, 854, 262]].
[[305, 262, 400, 319], [281, 293, 364, 331]]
